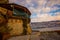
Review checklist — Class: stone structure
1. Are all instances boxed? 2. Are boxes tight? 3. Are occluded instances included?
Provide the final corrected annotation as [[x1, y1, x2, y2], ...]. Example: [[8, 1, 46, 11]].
[[0, 0, 32, 40], [0, 0, 8, 3]]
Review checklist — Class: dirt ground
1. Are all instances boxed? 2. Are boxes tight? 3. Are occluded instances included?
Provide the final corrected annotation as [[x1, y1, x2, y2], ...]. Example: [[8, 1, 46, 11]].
[[8, 31, 60, 40]]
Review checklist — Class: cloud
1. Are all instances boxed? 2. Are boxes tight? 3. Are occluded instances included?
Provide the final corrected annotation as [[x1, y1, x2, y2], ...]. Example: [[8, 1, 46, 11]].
[[9, 0, 26, 6], [41, 7, 51, 13], [55, 12, 60, 16], [37, 0, 47, 6], [49, 9, 60, 16], [26, 0, 31, 3], [31, 14, 60, 22], [9, 0, 16, 3], [46, 0, 60, 7], [53, 4, 60, 8], [9, 0, 60, 22]]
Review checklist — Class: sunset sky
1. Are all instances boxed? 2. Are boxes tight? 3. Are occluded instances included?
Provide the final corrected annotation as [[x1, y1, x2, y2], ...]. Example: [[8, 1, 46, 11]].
[[9, 0, 60, 22]]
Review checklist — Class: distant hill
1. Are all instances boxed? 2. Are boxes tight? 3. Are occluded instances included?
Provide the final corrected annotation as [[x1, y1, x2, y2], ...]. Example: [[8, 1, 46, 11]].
[[31, 20, 60, 29]]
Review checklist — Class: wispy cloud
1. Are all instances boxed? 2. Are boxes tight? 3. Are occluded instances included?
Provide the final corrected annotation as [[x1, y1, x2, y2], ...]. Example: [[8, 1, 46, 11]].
[[9, 0, 60, 22], [31, 14, 60, 22], [53, 4, 60, 8]]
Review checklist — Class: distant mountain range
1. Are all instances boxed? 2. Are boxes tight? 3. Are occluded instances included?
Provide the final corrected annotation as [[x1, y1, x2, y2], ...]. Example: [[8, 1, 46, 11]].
[[31, 20, 60, 29]]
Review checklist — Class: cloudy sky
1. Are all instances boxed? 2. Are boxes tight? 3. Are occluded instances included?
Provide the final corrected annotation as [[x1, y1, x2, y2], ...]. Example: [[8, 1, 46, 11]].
[[9, 0, 60, 22]]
